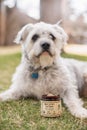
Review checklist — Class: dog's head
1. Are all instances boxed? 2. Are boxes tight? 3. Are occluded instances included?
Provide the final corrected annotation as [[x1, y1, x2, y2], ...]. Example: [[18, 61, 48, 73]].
[[14, 22, 68, 68]]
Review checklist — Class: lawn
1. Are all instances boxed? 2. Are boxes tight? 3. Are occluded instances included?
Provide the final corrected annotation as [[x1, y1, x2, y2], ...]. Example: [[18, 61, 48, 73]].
[[0, 52, 87, 130]]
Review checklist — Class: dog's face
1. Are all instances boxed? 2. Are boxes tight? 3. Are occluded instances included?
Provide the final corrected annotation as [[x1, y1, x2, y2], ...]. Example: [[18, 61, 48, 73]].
[[14, 22, 67, 67]]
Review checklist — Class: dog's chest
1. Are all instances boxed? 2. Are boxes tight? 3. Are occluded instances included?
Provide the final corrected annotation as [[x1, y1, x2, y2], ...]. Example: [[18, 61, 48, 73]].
[[31, 71, 56, 94], [30, 69, 57, 83], [28, 68, 62, 95]]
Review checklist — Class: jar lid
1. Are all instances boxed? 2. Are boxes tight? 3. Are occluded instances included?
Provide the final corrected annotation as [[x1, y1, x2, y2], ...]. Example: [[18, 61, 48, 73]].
[[41, 94, 60, 101]]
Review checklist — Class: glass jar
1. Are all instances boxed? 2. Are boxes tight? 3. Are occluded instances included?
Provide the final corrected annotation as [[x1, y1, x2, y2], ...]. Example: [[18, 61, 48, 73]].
[[41, 94, 62, 117]]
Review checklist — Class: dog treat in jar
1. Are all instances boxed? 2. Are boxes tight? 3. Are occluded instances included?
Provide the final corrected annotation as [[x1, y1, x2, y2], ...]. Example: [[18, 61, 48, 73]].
[[41, 94, 62, 117]]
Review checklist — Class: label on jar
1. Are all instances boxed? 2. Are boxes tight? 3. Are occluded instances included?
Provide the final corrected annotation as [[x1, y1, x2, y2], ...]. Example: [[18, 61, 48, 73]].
[[41, 100, 62, 117]]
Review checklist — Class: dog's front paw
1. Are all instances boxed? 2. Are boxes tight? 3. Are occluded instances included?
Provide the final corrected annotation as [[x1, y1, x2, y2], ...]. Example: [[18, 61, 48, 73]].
[[0, 93, 9, 101], [72, 108, 87, 118]]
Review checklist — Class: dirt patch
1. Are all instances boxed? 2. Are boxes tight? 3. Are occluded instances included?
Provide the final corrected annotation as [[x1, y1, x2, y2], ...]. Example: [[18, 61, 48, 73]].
[[0, 44, 87, 56], [0, 45, 21, 55], [64, 44, 87, 56]]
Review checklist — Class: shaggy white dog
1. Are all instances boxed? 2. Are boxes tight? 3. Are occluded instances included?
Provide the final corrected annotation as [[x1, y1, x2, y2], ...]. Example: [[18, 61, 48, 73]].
[[0, 22, 87, 118]]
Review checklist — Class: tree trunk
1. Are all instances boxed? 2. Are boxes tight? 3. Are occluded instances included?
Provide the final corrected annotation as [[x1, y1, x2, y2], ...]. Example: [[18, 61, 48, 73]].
[[40, 0, 62, 24], [0, 1, 6, 45]]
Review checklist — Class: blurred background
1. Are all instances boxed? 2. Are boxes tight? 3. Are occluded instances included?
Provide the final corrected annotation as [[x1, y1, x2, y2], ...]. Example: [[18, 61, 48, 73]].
[[0, 0, 87, 47]]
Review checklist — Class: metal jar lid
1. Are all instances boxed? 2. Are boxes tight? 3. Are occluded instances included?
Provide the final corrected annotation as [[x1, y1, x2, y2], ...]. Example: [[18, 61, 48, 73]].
[[41, 94, 61, 101]]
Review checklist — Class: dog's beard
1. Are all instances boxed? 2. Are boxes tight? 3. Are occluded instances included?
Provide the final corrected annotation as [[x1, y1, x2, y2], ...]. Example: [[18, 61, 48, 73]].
[[39, 51, 54, 68], [28, 49, 54, 68]]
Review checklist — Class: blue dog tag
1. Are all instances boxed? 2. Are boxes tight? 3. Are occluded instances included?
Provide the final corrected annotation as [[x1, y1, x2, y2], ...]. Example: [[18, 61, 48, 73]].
[[31, 73, 38, 79]]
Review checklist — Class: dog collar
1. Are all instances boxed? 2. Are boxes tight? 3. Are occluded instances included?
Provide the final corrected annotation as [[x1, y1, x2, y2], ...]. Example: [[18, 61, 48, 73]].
[[30, 66, 50, 79], [30, 65, 57, 79]]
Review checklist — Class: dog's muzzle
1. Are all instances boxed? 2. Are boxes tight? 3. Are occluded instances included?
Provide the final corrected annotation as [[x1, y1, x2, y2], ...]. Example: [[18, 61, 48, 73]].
[[40, 42, 53, 56]]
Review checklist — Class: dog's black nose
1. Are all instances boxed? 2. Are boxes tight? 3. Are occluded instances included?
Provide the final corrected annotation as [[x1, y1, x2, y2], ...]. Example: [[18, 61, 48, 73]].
[[41, 42, 50, 50]]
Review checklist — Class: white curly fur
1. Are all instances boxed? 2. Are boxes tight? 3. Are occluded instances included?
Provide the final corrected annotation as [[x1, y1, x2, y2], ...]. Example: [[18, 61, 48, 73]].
[[0, 22, 87, 118]]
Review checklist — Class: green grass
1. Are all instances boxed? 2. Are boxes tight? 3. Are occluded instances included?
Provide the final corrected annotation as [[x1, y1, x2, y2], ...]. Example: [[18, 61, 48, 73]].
[[0, 52, 87, 130], [62, 53, 87, 61]]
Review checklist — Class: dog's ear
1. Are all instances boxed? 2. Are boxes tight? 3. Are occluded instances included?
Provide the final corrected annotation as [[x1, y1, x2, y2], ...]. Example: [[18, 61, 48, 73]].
[[53, 24, 68, 45], [14, 24, 33, 44], [56, 19, 62, 25]]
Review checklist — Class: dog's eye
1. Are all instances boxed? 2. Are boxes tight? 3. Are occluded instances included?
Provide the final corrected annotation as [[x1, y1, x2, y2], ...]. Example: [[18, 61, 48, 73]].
[[32, 34, 39, 41], [49, 34, 56, 41]]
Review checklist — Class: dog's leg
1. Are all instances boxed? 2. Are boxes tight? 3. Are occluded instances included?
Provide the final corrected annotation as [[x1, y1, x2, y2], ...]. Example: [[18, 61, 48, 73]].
[[0, 87, 22, 101], [0, 89, 20, 101], [81, 73, 87, 97], [63, 87, 87, 118]]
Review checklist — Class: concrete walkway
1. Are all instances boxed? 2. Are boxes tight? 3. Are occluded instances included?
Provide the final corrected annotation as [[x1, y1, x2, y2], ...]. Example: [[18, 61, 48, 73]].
[[64, 44, 87, 56], [0, 44, 87, 56], [0, 45, 21, 55]]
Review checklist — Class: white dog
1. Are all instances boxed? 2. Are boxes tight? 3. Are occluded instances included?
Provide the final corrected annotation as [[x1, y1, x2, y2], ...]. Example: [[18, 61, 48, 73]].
[[0, 22, 87, 118]]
